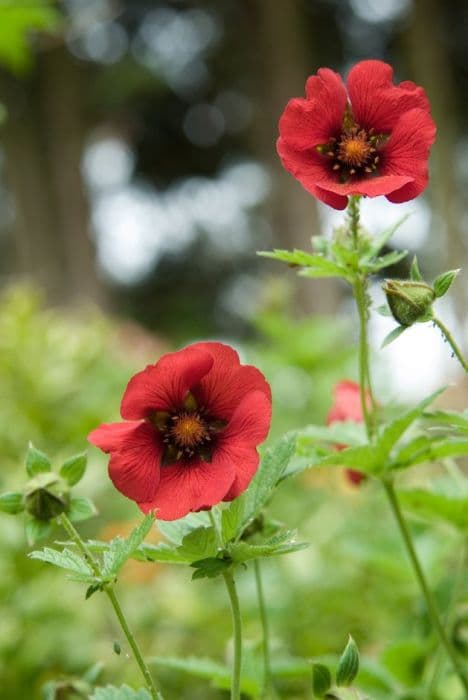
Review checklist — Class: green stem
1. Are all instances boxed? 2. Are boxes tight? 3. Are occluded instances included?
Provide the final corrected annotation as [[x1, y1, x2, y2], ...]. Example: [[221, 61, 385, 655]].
[[433, 316, 468, 372], [58, 514, 161, 700], [254, 560, 276, 699], [223, 571, 243, 700], [382, 481, 468, 694]]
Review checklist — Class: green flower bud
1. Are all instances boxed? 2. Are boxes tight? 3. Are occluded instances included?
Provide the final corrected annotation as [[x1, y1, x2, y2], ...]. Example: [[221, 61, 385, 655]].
[[382, 279, 435, 327], [24, 472, 69, 521]]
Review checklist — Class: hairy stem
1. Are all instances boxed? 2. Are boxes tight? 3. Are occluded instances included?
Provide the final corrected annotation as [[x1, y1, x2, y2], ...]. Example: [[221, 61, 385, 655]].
[[382, 483, 468, 694], [254, 560, 277, 699], [433, 316, 468, 372], [58, 514, 161, 699], [223, 571, 243, 700]]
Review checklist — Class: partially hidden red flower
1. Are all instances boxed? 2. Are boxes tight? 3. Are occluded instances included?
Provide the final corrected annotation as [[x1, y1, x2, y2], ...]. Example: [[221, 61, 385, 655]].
[[277, 60, 436, 210], [327, 380, 368, 486], [88, 342, 272, 520]]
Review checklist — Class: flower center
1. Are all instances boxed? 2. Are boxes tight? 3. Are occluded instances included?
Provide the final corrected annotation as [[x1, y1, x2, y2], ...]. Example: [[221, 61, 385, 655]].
[[317, 123, 386, 181], [169, 413, 208, 449], [149, 392, 227, 464]]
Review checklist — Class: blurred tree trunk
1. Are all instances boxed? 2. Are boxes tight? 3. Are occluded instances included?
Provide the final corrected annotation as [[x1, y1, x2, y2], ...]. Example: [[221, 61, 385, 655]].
[[246, 0, 341, 315], [404, 0, 467, 313], [2, 46, 102, 306]]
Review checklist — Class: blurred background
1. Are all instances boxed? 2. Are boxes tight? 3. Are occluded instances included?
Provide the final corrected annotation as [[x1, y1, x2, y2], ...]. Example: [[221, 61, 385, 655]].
[[0, 1, 467, 698]]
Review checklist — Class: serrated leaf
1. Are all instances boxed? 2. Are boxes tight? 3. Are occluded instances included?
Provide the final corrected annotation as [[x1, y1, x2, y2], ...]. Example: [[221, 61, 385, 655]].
[[315, 444, 381, 476], [363, 214, 411, 259], [25, 517, 52, 545], [298, 422, 367, 448], [25, 443, 51, 476], [258, 249, 351, 280], [312, 663, 332, 697], [375, 388, 445, 462], [228, 530, 308, 563], [410, 256, 423, 281], [363, 249, 408, 274], [60, 452, 87, 486], [157, 511, 210, 545], [102, 514, 155, 577], [392, 436, 468, 470], [240, 434, 296, 531], [137, 542, 193, 564], [176, 526, 217, 561], [336, 636, 359, 687], [0, 491, 24, 514], [29, 546, 93, 576], [90, 685, 153, 700], [190, 556, 231, 580], [221, 497, 245, 542], [398, 488, 468, 531], [433, 269, 460, 298], [68, 497, 97, 523], [381, 325, 407, 348]]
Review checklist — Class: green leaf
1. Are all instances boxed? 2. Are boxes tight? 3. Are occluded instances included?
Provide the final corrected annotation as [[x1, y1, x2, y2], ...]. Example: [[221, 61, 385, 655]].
[[137, 542, 193, 565], [190, 556, 231, 580], [176, 526, 218, 561], [381, 325, 407, 348], [149, 655, 228, 686], [363, 249, 408, 274], [258, 249, 351, 281], [410, 256, 423, 281], [392, 437, 468, 470], [240, 434, 296, 531], [363, 214, 411, 259], [433, 269, 460, 298], [228, 530, 308, 563], [398, 488, 468, 531], [381, 638, 430, 687], [29, 546, 93, 577], [221, 497, 245, 542], [25, 516, 51, 545], [375, 304, 393, 317], [59, 452, 87, 486], [336, 636, 359, 687], [375, 388, 445, 463], [157, 512, 210, 545], [312, 663, 332, 697], [0, 491, 24, 514], [25, 442, 51, 476], [423, 409, 468, 434], [298, 422, 366, 448], [67, 497, 97, 523], [90, 686, 153, 700], [315, 444, 381, 476], [102, 514, 155, 577]]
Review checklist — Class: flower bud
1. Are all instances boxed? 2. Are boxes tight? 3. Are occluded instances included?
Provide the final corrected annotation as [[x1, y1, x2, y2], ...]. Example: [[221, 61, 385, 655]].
[[24, 472, 69, 521], [382, 279, 435, 327]]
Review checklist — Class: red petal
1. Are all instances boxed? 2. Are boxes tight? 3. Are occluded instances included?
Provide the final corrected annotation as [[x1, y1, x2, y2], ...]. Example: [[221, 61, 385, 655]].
[[138, 453, 236, 520], [222, 445, 260, 501], [327, 380, 363, 424], [88, 421, 143, 453], [382, 108, 436, 203], [347, 60, 432, 133], [346, 469, 366, 486], [278, 68, 347, 150], [121, 346, 214, 419], [316, 173, 413, 198], [108, 422, 162, 502], [191, 342, 271, 420]]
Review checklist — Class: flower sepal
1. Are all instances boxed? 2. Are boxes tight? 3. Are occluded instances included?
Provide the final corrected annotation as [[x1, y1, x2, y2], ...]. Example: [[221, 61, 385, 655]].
[[382, 279, 435, 326]]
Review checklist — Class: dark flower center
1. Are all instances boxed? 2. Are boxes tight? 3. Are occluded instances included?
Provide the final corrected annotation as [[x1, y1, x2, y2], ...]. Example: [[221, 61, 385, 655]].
[[149, 392, 227, 465], [317, 122, 387, 182]]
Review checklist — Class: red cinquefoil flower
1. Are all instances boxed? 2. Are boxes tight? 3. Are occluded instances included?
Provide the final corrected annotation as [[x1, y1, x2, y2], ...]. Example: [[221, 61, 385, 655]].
[[89, 342, 271, 520], [327, 380, 367, 486], [277, 60, 436, 210]]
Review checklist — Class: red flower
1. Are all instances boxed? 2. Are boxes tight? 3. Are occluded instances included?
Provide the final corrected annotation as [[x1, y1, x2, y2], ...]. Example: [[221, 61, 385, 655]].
[[89, 342, 272, 520], [327, 380, 368, 486], [277, 60, 436, 210]]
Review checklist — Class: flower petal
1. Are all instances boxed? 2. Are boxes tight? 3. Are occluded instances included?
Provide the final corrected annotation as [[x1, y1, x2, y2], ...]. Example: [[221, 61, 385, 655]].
[[121, 346, 214, 419], [88, 421, 143, 452], [382, 108, 436, 203], [347, 60, 431, 133], [316, 173, 413, 198], [108, 422, 162, 502], [327, 380, 363, 424], [191, 342, 271, 420], [138, 453, 236, 520], [278, 68, 347, 150], [222, 445, 260, 501]]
